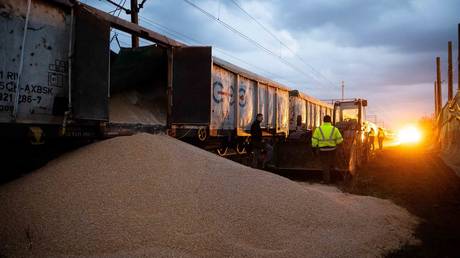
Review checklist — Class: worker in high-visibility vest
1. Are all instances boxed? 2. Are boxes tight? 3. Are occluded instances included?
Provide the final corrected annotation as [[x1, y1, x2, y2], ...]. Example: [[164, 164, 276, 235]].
[[368, 128, 375, 151], [312, 115, 343, 183], [377, 127, 385, 150]]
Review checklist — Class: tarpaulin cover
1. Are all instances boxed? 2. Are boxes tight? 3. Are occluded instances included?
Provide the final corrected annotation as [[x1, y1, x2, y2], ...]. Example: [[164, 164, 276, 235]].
[[439, 91, 460, 176]]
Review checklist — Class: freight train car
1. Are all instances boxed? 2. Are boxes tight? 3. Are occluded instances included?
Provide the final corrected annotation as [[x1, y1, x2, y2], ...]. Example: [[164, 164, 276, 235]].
[[0, 0, 293, 154], [170, 55, 291, 155], [288, 90, 333, 132], [0, 0, 170, 144], [0, 0, 78, 140], [1, 0, 352, 180]]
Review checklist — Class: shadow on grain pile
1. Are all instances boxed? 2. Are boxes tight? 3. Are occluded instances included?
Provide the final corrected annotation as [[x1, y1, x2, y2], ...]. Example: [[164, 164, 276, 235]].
[[0, 133, 419, 257]]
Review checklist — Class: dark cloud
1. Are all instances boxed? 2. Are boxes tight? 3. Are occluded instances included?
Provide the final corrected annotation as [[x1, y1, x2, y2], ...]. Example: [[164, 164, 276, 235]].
[[272, 0, 458, 53], [140, 0, 255, 51]]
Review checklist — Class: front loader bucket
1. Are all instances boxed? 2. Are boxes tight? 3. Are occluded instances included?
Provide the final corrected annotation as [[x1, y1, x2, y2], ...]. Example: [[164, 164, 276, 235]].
[[274, 131, 322, 171], [273, 128, 360, 175]]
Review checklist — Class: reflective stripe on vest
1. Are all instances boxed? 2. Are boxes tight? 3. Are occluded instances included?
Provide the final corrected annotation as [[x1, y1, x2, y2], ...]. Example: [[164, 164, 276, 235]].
[[318, 126, 338, 150], [318, 127, 335, 141]]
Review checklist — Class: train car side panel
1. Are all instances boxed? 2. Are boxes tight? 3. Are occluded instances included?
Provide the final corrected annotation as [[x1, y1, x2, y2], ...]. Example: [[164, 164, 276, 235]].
[[289, 96, 307, 130], [72, 5, 110, 121], [0, 0, 71, 124], [258, 83, 268, 128], [267, 86, 276, 129], [277, 89, 289, 134], [301, 99, 307, 128], [172, 47, 212, 125], [210, 65, 235, 131], [238, 76, 256, 131]]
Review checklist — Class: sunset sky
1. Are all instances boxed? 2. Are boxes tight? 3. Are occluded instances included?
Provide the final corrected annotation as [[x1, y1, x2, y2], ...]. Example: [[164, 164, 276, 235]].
[[86, 0, 459, 128]]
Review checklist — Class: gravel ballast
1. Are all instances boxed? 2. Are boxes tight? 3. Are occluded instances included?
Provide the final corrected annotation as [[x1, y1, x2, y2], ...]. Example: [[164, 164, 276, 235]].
[[0, 133, 418, 257]]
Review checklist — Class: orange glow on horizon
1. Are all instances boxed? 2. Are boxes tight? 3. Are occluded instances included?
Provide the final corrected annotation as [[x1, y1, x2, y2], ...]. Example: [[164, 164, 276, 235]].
[[396, 125, 422, 144]]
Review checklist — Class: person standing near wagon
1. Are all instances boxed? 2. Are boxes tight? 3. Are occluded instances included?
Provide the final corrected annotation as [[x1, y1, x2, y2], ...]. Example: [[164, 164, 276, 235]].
[[250, 113, 273, 168], [250, 114, 264, 168], [368, 128, 375, 151], [377, 127, 385, 150], [312, 115, 343, 184]]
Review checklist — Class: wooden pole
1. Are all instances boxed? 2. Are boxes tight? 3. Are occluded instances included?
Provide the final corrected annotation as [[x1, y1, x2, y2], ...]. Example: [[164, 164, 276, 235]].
[[458, 24, 460, 92], [448, 41, 453, 100], [130, 0, 139, 47], [436, 57, 442, 114], [434, 81, 438, 116]]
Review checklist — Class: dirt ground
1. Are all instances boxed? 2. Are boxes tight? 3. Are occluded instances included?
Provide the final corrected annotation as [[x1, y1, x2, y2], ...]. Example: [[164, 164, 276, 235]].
[[338, 144, 460, 258], [2, 138, 459, 257]]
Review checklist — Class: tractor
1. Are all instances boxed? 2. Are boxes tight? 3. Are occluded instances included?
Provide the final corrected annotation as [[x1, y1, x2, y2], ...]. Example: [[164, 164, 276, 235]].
[[273, 99, 369, 178]]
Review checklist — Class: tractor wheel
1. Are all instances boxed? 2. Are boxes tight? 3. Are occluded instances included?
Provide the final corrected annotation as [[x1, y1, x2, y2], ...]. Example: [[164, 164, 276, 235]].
[[348, 145, 358, 176]]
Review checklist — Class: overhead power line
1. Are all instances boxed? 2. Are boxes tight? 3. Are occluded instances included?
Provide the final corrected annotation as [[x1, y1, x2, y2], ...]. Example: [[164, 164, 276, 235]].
[[138, 15, 303, 87], [229, 0, 339, 89], [104, 0, 131, 14], [182, 0, 337, 91], [108, 0, 126, 16], [101, 0, 323, 90], [138, 0, 148, 9]]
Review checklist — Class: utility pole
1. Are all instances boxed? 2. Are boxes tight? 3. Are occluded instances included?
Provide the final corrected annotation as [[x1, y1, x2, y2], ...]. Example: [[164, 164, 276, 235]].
[[341, 81, 344, 100], [458, 23, 460, 92], [448, 41, 453, 100], [436, 57, 442, 115], [130, 0, 139, 47], [434, 81, 438, 116]]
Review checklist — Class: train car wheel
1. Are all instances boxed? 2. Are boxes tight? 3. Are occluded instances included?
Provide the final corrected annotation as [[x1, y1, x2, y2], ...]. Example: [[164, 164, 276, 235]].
[[236, 137, 249, 154], [236, 143, 246, 154], [197, 128, 207, 142], [216, 146, 228, 156]]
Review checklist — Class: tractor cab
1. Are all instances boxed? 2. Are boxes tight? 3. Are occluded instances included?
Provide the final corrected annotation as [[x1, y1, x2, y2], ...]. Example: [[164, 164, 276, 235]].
[[333, 99, 367, 128]]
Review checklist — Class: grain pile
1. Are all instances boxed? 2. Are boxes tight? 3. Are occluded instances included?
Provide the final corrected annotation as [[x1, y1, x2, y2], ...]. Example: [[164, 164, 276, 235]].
[[109, 90, 167, 125], [0, 134, 418, 257]]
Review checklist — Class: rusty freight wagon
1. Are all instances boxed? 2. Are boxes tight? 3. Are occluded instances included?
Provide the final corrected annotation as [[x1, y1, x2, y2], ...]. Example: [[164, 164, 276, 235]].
[[0, 0, 180, 142], [288, 90, 333, 132], [0, 0, 290, 152], [273, 90, 334, 172], [170, 55, 291, 156]]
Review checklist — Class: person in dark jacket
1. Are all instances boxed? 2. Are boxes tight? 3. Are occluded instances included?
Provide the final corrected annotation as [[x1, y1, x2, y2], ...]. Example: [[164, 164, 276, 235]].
[[250, 113, 263, 147], [250, 114, 272, 168]]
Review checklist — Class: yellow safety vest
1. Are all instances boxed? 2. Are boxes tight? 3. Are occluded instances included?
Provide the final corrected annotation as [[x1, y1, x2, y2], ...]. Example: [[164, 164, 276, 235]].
[[312, 123, 343, 150]]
